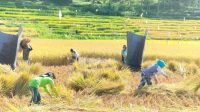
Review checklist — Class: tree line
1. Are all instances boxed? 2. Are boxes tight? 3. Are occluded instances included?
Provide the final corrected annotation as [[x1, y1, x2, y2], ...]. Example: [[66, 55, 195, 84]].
[[82, 0, 200, 18], [7, 0, 200, 18]]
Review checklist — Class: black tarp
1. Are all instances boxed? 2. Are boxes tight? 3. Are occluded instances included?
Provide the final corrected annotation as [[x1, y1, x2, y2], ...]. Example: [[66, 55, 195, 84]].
[[0, 27, 23, 69], [126, 32, 147, 70]]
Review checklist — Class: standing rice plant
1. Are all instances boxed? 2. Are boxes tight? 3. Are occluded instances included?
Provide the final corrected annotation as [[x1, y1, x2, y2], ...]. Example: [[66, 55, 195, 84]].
[[142, 61, 154, 69], [0, 74, 16, 97], [16, 61, 30, 73], [29, 63, 44, 75], [0, 64, 14, 75]]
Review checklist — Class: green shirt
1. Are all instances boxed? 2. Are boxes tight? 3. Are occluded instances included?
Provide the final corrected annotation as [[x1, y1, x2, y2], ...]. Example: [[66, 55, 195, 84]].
[[29, 77, 57, 96]]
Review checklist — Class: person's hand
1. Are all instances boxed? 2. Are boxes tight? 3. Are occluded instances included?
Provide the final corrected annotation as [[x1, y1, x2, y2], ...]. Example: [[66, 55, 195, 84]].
[[166, 75, 170, 80], [48, 94, 52, 98]]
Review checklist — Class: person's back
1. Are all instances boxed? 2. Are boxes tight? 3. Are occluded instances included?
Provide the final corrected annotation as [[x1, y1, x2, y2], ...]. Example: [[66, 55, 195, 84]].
[[142, 64, 159, 77], [137, 59, 169, 90], [72, 51, 79, 58], [29, 77, 54, 88], [28, 72, 57, 106], [70, 48, 79, 61]]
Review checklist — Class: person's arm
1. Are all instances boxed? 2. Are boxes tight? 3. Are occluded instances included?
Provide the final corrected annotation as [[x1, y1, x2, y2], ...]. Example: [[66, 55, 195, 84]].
[[43, 86, 52, 97], [20, 42, 24, 49], [49, 80, 58, 97], [29, 45, 33, 51], [157, 67, 169, 79], [153, 75, 158, 84], [51, 85, 58, 97]]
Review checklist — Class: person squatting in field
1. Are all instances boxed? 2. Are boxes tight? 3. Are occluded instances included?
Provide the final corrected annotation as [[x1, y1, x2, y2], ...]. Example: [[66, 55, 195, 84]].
[[121, 45, 127, 64], [138, 59, 169, 90], [20, 38, 33, 64], [29, 72, 58, 106], [70, 48, 79, 61]]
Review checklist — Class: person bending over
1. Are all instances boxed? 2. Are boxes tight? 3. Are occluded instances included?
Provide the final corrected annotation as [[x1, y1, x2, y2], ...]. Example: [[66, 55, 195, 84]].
[[29, 72, 58, 106], [137, 59, 169, 90]]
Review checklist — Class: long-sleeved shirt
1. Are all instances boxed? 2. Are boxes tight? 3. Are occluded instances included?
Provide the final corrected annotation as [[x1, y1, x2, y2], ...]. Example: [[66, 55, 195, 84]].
[[72, 51, 79, 59], [29, 76, 58, 96], [142, 64, 168, 77], [157, 66, 168, 77]]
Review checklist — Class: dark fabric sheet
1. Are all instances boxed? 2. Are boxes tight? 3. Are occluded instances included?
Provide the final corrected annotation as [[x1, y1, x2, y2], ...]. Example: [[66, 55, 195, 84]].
[[126, 32, 146, 70], [0, 28, 22, 69]]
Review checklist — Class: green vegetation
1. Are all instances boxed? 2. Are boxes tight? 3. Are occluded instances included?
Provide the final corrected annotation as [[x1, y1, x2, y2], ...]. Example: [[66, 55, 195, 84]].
[[0, 0, 200, 40], [2, 0, 199, 18]]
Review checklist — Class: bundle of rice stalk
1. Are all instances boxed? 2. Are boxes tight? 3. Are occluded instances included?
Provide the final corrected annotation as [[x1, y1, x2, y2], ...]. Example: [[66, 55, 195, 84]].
[[12, 72, 32, 97], [56, 85, 74, 104], [93, 80, 125, 96], [190, 75, 200, 93], [194, 83, 200, 93], [167, 61, 179, 72], [96, 69, 120, 81], [185, 63, 199, 75], [68, 73, 87, 91]]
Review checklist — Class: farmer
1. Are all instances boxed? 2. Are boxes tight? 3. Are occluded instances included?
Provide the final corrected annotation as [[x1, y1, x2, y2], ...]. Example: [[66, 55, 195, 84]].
[[121, 45, 127, 64], [29, 72, 58, 106], [20, 38, 33, 64], [137, 59, 169, 90], [70, 48, 79, 61]]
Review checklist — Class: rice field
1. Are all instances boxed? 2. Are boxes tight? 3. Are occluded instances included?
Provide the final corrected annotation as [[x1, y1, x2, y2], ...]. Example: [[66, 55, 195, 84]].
[[0, 2, 200, 40], [29, 39, 200, 61], [1, 1, 200, 112], [0, 39, 200, 111]]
